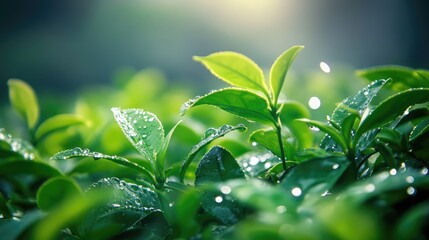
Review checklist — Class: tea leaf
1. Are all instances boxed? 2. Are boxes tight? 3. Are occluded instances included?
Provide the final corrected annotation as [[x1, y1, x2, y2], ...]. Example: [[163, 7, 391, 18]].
[[0, 128, 37, 161], [51, 147, 156, 184], [111, 108, 165, 162], [0, 211, 44, 240], [237, 151, 282, 177], [194, 51, 268, 96], [321, 79, 388, 151], [410, 117, 429, 141], [357, 65, 429, 92], [0, 160, 62, 177], [279, 100, 312, 148], [8, 79, 40, 130], [35, 114, 88, 142], [180, 124, 246, 182], [181, 88, 275, 125], [195, 146, 245, 224], [356, 88, 429, 142], [280, 156, 349, 202], [37, 177, 82, 211], [269, 45, 304, 104]]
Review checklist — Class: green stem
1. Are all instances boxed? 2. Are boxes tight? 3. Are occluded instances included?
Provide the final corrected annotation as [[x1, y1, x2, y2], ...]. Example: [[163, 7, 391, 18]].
[[275, 122, 288, 172]]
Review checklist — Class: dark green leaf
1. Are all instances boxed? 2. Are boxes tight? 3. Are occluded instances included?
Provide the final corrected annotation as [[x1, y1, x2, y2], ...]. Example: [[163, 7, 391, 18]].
[[35, 114, 88, 142], [395, 201, 429, 240], [356, 88, 429, 142], [78, 177, 162, 237], [36, 176, 82, 211], [356, 65, 429, 91], [269, 45, 304, 104], [410, 117, 429, 141], [0, 210, 45, 240], [180, 124, 246, 182], [180, 88, 274, 125], [195, 146, 245, 224], [51, 147, 156, 184], [297, 119, 348, 153], [280, 156, 350, 202], [111, 108, 165, 162], [237, 151, 282, 177], [0, 160, 62, 177], [249, 128, 296, 159], [321, 79, 388, 151], [0, 128, 37, 160], [7, 79, 40, 130], [194, 52, 269, 96]]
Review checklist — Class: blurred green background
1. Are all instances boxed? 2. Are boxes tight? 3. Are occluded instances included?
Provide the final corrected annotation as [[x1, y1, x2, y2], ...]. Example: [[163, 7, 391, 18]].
[[1, 0, 428, 124]]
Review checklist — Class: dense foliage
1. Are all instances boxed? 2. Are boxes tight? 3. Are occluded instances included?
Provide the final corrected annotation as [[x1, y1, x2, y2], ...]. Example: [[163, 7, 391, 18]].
[[1, 46, 429, 240]]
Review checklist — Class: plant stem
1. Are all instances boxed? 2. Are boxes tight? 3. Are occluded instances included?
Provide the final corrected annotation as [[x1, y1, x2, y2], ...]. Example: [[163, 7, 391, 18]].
[[275, 122, 288, 172]]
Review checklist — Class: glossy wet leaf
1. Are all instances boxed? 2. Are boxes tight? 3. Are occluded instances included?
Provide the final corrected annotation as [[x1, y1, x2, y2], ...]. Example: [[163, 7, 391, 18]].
[[180, 88, 274, 125], [0, 210, 44, 240], [237, 151, 282, 177], [194, 51, 268, 95], [339, 168, 429, 204], [35, 114, 88, 142], [279, 100, 312, 148], [356, 65, 429, 91], [195, 146, 245, 224], [280, 156, 350, 202], [249, 129, 296, 159], [321, 79, 388, 151], [356, 88, 429, 142], [78, 177, 162, 237], [0, 128, 37, 161], [158, 120, 182, 169], [297, 119, 348, 153], [112, 108, 165, 162], [180, 124, 246, 182], [36, 177, 82, 211], [410, 117, 429, 141], [395, 202, 429, 240], [269, 45, 304, 103], [51, 147, 156, 184], [8, 79, 40, 130], [0, 160, 62, 178]]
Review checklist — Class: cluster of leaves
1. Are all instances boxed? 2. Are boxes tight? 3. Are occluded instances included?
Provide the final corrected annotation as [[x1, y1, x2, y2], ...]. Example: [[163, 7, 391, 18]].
[[1, 47, 429, 240]]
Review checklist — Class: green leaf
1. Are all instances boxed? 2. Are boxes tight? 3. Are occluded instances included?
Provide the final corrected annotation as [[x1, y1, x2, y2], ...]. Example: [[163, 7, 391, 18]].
[[279, 100, 312, 148], [297, 119, 348, 154], [111, 108, 165, 162], [78, 177, 162, 237], [194, 51, 268, 96], [51, 147, 156, 184], [0, 128, 37, 161], [7, 79, 40, 130], [321, 79, 388, 151], [34, 114, 88, 142], [269, 45, 304, 104], [0, 160, 62, 177], [356, 65, 429, 92], [410, 117, 429, 141], [339, 167, 429, 204], [280, 156, 350, 203], [249, 128, 296, 159], [356, 88, 429, 142], [36, 176, 82, 211], [237, 151, 283, 177], [158, 120, 182, 169], [180, 88, 275, 125], [395, 201, 429, 240], [180, 124, 246, 182], [0, 210, 44, 240], [195, 146, 245, 225]]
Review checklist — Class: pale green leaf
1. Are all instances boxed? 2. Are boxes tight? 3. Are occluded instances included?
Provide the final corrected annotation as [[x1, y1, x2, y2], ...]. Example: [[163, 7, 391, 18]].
[[8, 79, 40, 130], [35, 114, 88, 142], [194, 52, 269, 95], [269, 45, 304, 104]]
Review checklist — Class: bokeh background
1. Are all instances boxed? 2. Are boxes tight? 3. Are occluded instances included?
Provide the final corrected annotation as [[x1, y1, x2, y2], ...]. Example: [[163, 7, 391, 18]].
[[1, 0, 428, 119]]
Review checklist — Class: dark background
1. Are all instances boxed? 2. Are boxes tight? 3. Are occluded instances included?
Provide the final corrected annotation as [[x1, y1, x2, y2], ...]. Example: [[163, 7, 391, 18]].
[[1, 0, 428, 103]]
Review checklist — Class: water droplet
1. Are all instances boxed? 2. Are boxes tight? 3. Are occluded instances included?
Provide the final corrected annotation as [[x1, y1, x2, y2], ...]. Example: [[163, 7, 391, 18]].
[[332, 164, 339, 170], [169, 203, 174, 207], [363, 91, 369, 96], [406, 186, 416, 195], [143, 125, 147, 129], [246, 167, 252, 172], [321, 190, 330, 197], [326, 115, 331, 121], [220, 185, 231, 194], [249, 156, 259, 166], [11, 141, 21, 151], [276, 205, 287, 214], [92, 152, 103, 160], [112, 203, 121, 208], [251, 142, 257, 147], [142, 135, 147, 138], [308, 97, 321, 110], [421, 167, 428, 175], [406, 176, 414, 184], [132, 120, 137, 124], [319, 61, 331, 73], [243, 162, 248, 168], [215, 196, 223, 203], [364, 183, 375, 193], [148, 117, 155, 122], [309, 125, 320, 132], [399, 162, 407, 172], [291, 187, 302, 197], [264, 162, 271, 169], [389, 169, 397, 176]]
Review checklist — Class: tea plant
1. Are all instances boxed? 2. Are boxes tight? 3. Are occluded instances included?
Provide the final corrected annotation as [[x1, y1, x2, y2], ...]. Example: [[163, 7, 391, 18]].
[[1, 47, 429, 240]]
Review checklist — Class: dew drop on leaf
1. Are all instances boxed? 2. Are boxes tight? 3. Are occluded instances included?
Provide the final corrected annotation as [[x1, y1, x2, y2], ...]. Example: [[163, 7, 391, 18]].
[[389, 169, 397, 176], [215, 196, 223, 203], [220, 185, 232, 194], [276, 205, 287, 214], [406, 176, 414, 184], [406, 186, 416, 196], [291, 187, 302, 197], [332, 163, 339, 170], [364, 183, 376, 193]]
